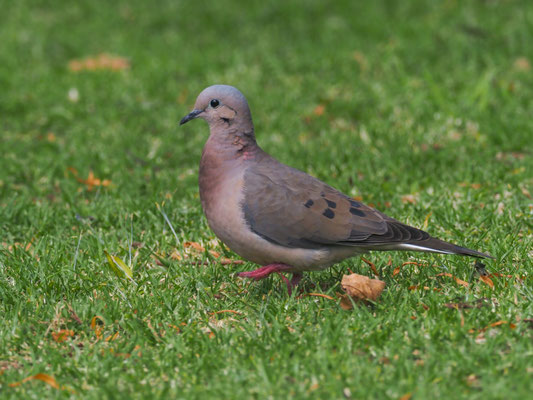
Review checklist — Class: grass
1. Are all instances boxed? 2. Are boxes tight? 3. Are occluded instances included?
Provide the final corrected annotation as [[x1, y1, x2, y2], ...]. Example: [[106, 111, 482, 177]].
[[1, 0, 532, 398]]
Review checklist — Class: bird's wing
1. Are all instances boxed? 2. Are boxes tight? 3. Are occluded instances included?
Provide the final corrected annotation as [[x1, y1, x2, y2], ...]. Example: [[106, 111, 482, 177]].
[[241, 157, 429, 249]]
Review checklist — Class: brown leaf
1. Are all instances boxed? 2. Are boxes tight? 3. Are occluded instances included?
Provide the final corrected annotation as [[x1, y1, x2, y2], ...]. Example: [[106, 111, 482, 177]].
[[444, 298, 490, 310], [479, 275, 494, 288], [69, 168, 111, 190], [436, 272, 469, 287], [514, 57, 531, 71], [338, 294, 354, 310], [489, 320, 507, 328], [183, 241, 205, 252], [9, 373, 60, 389], [210, 310, 242, 315], [313, 104, 325, 116], [399, 393, 412, 400], [52, 329, 74, 343], [392, 267, 401, 276], [401, 194, 417, 204], [340, 273, 386, 308], [360, 257, 379, 276], [90, 316, 105, 340], [219, 258, 244, 265], [303, 293, 335, 300], [68, 53, 129, 72]]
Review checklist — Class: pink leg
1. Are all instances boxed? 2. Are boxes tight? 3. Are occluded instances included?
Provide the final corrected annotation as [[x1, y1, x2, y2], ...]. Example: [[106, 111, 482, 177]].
[[239, 264, 303, 294]]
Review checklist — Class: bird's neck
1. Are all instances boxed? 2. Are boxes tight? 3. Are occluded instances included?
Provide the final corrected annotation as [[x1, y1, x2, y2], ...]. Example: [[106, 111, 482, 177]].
[[205, 127, 260, 161]]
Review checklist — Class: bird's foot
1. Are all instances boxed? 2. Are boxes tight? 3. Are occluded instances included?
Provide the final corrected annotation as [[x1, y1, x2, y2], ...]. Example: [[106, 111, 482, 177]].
[[239, 264, 303, 295]]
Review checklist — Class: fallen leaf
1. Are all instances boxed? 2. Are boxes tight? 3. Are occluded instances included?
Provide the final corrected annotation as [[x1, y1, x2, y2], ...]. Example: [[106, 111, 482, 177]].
[[9, 373, 60, 389], [399, 393, 412, 400], [105, 332, 120, 342], [496, 202, 505, 215], [69, 168, 111, 191], [401, 194, 417, 204], [219, 258, 244, 265], [436, 272, 469, 287], [313, 104, 325, 116], [360, 257, 379, 276], [91, 316, 105, 340], [444, 298, 491, 309], [392, 267, 401, 276], [183, 241, 205, 252], [479, 275, 494, 288], [68, 53, 129, 72], [210, 310, 242, 315], [489, 320, 507, 328], [340, 273, 386, 308], [52, 329, 74, 343], [303, 293, 335, 300], [514, 57, 531, 71]]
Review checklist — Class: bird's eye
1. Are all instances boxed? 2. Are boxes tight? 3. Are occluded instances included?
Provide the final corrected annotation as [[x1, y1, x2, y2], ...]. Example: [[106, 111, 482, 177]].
[[210, 99, 220, 108]]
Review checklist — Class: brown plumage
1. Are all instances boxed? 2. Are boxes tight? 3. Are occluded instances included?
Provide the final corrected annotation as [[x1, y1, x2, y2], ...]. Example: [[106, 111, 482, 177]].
[[180, 85, 492, 292]]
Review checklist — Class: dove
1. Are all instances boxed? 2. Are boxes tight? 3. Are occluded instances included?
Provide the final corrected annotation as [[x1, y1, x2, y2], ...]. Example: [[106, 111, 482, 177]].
[[180, 85, 492, 292]]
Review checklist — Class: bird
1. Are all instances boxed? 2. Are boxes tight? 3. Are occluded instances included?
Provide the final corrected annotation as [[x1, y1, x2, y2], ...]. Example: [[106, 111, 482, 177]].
[[180, 85, 492, 293]]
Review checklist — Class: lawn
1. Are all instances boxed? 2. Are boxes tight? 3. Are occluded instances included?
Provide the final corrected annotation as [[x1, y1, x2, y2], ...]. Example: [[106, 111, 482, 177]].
[[1, 0, 532, 398]]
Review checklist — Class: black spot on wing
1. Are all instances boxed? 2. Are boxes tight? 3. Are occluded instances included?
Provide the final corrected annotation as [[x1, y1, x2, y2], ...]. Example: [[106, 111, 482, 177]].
[[322, 208, 335, 219], [350, 207, 366, 217], [325, 199, 337, 208], [304, 199, 314, 208], [350, 200, 362, 208]]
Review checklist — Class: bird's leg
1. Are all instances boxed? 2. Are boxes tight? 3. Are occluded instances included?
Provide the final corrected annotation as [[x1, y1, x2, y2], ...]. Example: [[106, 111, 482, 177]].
[[238, 263, 292, 280], [239, 264, 303, 294], [280, 272, 303, 295]]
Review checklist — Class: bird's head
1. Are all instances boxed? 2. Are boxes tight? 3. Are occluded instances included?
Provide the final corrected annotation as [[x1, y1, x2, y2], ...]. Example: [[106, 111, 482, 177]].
[[180, 85, 253, 132]]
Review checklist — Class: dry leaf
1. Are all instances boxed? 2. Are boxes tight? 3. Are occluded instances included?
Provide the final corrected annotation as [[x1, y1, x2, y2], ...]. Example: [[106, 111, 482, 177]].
[[340, 273, 386, 309], [444, 298, 490, 310], [303, 293, 335, 300], [52, 329, 74, 343], [479, 275, 494, 288], [514, 57, 531, 71], [68, 168, 111, 190], [91, 316, 105, 340], [210, 310, 242, 315], [436, 272, 469, 287], [313, 104, 325, 116], [219, 258, 244, 265], [9, 373, 60, 389], [399, 393, 412, 400], [392, 267, 401, 277], [183, 241, 205, 252], [68, 53, 129, 72], [360, 257, 379, 276], [401, 194, 417, 204]]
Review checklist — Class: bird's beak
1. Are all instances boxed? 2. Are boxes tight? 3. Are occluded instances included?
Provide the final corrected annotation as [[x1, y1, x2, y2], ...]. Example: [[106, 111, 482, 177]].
[[179, 109, 203, 125]]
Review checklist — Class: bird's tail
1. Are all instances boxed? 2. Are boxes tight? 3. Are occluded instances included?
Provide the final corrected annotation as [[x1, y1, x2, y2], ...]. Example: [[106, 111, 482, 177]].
[[397, 237, 494, 259]]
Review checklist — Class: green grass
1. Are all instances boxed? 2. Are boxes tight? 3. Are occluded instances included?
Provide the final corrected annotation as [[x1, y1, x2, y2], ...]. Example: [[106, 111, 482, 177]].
[[1, 0, 532, 398]]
